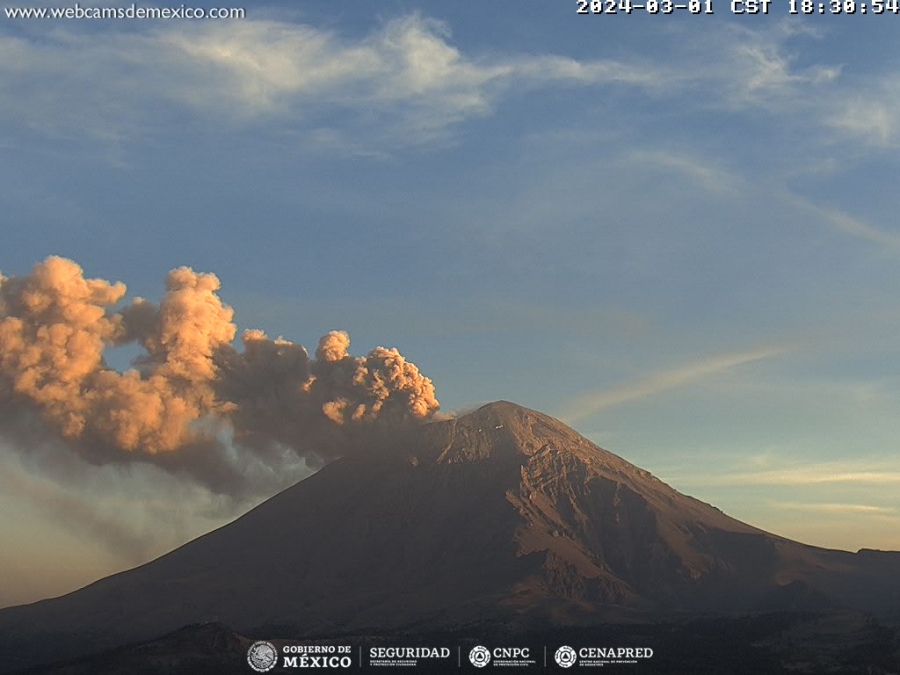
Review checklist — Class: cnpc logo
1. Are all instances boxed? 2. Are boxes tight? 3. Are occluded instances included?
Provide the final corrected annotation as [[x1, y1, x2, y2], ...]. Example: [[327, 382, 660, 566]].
[[469, 646, 491, 668], [469, 645, 531, 667]]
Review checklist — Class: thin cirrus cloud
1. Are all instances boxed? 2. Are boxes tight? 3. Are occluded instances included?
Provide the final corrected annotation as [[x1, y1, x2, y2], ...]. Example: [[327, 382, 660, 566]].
[[0, 14, 852, 149], [651, 21, 841, 113], [0, 15, 669, 144], [559, 347, 786, 424], [681, 462, 900, 487], [826, 76, 900, 148], [627, 150, 743, 195], [776, 502, 897, 515], [783, 192, 900, 251], [723, 30, 840, 107]]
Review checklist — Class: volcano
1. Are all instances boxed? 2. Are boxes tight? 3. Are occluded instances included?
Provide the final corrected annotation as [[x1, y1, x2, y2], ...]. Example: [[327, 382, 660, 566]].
[[1, 401, 899, 672]]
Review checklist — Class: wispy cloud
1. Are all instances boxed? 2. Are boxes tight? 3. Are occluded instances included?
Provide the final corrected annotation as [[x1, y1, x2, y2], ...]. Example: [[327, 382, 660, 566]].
[[721, 24, 840, 107], [628, 150, 743, 195], [785, 192, 900, 251], [677, 461, 900, 487], [830, 99, 896, 148], [776, 502, 897, 516], [655, 20, 839, 115], [0, 15, 669, 146], [826, 76, 900, 148], [559, 347, 785, 424], [2, 13, 853, 151], [0, 13, 870, 156]]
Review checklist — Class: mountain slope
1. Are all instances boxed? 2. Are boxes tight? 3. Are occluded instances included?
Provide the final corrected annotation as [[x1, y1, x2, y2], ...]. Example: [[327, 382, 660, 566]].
[[1, 401, 898, 672]]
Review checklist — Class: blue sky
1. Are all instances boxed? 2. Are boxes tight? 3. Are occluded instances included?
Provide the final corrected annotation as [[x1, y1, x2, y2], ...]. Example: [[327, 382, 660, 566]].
[[2, 1, 900, 608]]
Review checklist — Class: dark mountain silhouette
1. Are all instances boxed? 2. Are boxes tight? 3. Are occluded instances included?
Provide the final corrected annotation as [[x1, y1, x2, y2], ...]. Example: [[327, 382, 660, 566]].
[[1, 401, 899, 673], [9, 623, 253, 675]]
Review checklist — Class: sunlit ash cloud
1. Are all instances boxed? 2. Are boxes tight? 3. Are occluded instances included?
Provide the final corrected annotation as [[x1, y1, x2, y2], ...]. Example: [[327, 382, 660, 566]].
[[0, 256, 440, 496]]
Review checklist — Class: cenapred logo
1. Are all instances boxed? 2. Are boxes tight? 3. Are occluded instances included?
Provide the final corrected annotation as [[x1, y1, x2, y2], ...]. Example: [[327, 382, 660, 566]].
[[247, 641, 279, 673], [555, 645, 577, 668], [469, 645, 491, 668]]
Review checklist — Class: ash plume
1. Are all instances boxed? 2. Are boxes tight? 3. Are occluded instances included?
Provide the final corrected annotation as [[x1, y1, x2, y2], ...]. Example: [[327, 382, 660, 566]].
[[0, 256, 440, 495]]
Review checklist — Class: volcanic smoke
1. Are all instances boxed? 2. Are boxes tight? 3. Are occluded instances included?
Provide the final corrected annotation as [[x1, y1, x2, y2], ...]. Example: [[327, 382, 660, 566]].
[[0, 256, 439, 495]]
